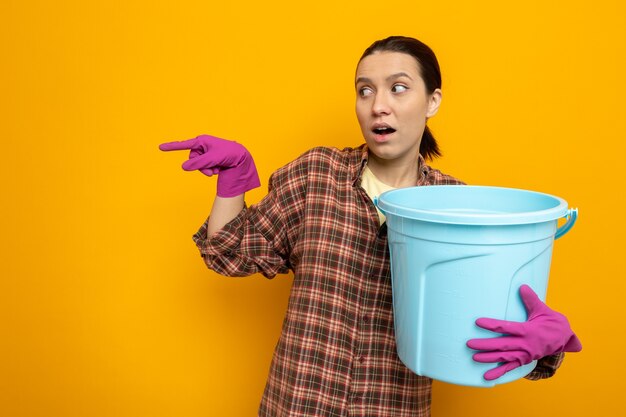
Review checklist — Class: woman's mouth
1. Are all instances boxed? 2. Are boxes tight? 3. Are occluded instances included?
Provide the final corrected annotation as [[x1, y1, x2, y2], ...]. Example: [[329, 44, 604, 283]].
[[372, 126, 397, 142]]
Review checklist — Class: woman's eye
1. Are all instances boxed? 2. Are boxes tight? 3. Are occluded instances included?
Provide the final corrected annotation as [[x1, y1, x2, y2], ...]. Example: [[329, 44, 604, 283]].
[[359, 87, 373, 97], [392, 85, 408, 93]]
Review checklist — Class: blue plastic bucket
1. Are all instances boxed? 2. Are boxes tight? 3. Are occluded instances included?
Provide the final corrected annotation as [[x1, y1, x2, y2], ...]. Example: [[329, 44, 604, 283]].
[[374, 185, 577, 387]]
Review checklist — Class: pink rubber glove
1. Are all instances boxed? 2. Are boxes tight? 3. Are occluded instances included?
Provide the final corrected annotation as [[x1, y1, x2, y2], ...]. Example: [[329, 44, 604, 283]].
[[466, 284, 582, 381], [159, 135, 260, 197]]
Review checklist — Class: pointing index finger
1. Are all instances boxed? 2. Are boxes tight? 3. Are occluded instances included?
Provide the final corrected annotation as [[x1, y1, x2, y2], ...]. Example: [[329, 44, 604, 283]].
[[159, 138, 198, 152]]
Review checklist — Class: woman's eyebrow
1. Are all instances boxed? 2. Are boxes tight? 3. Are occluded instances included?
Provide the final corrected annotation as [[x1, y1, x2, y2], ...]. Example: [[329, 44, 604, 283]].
[[355, 76, 372, 86], [387, 72, 413, 81], [355, 72, 413, 86]]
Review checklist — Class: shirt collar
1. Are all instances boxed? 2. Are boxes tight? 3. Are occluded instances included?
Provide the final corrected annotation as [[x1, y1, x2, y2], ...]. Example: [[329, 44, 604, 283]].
[[351, 144, 430, 186]]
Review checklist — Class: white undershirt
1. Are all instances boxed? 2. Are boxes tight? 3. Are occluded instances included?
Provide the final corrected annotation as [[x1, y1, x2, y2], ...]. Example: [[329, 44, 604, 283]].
[[360, 165, 397, 225]]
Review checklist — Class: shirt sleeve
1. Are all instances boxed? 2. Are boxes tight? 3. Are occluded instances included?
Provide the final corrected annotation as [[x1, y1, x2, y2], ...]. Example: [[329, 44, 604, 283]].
[[191, 151, 308, 279], [524, 353, 565, 380]]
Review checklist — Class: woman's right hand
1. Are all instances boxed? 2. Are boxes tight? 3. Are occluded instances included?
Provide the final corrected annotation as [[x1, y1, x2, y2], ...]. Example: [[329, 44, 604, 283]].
[[159, 134, 261, 197]]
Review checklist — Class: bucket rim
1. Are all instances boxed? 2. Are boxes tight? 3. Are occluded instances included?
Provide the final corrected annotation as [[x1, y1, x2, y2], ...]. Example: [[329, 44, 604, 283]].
[[376, 185, 569, 225]]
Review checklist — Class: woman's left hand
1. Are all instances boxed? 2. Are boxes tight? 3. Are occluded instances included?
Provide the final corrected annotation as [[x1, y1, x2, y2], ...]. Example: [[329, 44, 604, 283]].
[[466, 284, 582, 381]]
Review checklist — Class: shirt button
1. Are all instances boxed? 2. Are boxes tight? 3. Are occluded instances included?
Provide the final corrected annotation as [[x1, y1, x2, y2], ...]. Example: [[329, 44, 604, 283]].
[[363, 315, 370, 323], [358, 356, 365, 364]]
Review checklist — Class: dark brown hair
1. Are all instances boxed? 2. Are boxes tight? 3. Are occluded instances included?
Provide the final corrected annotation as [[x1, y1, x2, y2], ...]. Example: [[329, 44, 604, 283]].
[[359, 36, 443, 160]]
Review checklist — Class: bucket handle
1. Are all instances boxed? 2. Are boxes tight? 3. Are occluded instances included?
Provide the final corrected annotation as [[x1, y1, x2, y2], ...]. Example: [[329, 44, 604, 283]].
[[373, 196, 384, 213], [555, 208, 578, 240]]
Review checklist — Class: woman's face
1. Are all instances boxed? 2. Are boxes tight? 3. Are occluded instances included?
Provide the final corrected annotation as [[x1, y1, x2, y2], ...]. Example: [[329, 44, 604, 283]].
[[355, 51, 441, 164]]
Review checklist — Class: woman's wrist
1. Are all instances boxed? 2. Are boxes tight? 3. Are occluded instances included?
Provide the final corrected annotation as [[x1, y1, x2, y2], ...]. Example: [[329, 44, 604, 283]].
[[207, 194, 245, 236]]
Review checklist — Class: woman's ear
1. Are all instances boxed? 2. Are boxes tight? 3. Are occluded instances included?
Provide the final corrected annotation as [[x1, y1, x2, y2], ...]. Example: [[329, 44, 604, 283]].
[[426, 88, 442, 118]]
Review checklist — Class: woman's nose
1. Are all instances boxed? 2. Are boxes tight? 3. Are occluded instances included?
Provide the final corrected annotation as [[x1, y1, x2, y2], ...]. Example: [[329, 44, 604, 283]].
[[372, 92, 391, 115]]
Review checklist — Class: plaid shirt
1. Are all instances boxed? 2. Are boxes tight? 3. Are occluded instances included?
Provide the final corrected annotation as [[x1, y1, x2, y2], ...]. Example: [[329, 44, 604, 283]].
[[193, 145, 563, 416]]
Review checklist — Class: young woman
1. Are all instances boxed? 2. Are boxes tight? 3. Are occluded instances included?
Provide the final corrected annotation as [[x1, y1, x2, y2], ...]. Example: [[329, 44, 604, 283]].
[[160, 36, 581, 417]]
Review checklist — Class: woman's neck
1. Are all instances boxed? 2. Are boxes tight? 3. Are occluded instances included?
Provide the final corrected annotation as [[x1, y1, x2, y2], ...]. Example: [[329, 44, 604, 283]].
[[366, 153, 420, 188]]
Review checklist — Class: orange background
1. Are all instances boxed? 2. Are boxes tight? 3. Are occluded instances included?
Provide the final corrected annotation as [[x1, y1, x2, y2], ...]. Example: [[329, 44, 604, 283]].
[[2, 0, 625, 415]]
